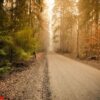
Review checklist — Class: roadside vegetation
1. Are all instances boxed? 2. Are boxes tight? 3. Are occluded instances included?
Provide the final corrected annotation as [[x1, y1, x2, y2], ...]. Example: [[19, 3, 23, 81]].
[[0, 0, 44, 77]]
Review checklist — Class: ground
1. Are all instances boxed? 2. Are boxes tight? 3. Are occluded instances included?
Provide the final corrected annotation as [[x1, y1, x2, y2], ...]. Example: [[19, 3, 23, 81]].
[[0, 54, 50, 100], [0, 53, 100, 100], [48, 53, 100, 100], [62, 53, 100, 70]]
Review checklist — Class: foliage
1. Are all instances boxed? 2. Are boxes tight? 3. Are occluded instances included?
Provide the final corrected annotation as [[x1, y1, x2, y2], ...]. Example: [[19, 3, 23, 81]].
[[78, 0, 100, 58], [0, 0, 44, 75], [53, 0, 100, 59], [0, 67, 11, 75], [14, 27, 34, 52]]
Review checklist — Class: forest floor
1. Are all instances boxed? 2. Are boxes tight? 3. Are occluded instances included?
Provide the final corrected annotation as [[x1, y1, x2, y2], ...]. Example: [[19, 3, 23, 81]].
[[0, 53, 51, 100], [62, 53, 100, 70]]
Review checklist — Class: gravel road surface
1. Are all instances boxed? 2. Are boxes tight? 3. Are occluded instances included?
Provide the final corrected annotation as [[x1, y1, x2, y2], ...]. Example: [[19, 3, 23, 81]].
[[48, 53, 100, 100]]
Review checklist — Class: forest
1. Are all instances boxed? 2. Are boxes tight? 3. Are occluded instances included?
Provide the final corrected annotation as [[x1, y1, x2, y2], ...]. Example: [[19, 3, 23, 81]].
[[0, 0, 100, 76], [0, 0, 100, 100], [0, 0, 44, 76], [53, 0, 100, 59]]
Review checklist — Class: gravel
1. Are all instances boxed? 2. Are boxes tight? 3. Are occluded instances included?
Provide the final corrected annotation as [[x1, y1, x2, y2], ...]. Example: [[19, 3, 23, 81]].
[[0, 57, 50, 100]]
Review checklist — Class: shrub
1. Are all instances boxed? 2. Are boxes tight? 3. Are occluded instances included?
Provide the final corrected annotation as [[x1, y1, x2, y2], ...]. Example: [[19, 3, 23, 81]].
[[0, 66, 11, 75], [0, 60, 11, 67], [14, 47, 31, 61], [0, 26, 42, 69], [0, 49, 7, 57], [14, 27, 35, 52]]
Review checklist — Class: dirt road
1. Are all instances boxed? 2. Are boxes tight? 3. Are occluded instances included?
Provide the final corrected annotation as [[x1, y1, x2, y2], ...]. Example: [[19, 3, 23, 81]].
[[47, 53, 100, 100]]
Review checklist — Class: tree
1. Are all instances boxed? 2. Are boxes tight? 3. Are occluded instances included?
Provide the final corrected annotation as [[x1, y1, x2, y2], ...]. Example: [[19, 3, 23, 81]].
[[78, 0, 100, 59], [0, 0, 44, 74], [53, 0, 76, 53]]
